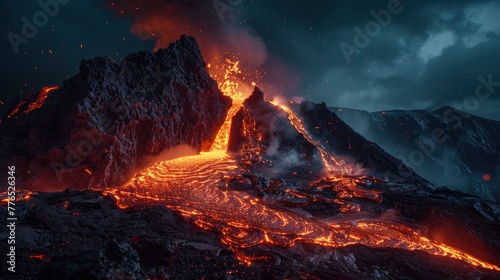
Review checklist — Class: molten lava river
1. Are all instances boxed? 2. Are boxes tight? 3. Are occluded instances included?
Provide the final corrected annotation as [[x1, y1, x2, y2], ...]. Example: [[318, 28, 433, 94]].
[[105, 61, 499, 271]]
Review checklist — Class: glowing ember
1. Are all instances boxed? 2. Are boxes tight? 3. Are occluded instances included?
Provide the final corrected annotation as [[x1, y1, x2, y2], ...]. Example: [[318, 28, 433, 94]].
[[4, 101, 25, 120], [483, 174, 491, 182], [29, 255, 48, 260], [0, 190, 35, 204]]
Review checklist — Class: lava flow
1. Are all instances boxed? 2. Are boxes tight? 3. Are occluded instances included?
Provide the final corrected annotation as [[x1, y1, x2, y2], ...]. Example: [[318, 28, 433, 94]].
[[4, 85, 58, 120], [270, 100, 349, 174], [208, 59, 256, 152], [105, 151, 500, 271], [104, 61, 500, 272]]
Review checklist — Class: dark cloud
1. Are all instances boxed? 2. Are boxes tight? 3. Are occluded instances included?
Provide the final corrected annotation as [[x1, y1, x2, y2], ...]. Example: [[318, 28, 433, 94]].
[[419, 40, 500, 103], [243, 0, 499, 120], [0, 1, 153, 116], [1, 0, 499, 120]]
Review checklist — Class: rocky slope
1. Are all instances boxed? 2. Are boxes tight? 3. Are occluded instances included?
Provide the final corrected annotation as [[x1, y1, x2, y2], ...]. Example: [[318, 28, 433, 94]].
[[1, 88, 499, 279], [0, 35, 231, 190], [2, 188, 499, 279], [1, 36, 499, 279], [331, 106, 500, 202], [229, 88, 427, 185]]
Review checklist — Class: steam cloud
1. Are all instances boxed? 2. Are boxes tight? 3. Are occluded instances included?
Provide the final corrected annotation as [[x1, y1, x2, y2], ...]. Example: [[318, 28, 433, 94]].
[[136, 144, 198, 171]]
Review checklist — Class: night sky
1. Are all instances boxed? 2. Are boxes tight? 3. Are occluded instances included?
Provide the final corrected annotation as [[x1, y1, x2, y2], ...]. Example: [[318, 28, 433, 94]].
[[1, 0, 499, 120]]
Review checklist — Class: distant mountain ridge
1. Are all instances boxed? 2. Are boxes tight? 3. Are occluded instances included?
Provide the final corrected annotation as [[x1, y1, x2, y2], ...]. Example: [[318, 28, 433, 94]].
[[329, 106, 500, 202]]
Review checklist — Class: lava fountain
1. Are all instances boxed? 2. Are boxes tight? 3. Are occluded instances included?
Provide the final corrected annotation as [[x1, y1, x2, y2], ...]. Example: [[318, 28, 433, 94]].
[[208, 59, 257, 152]]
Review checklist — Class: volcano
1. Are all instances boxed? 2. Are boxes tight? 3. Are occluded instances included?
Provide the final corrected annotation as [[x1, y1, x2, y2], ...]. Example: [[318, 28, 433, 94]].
[[1, 36, 500, 280]]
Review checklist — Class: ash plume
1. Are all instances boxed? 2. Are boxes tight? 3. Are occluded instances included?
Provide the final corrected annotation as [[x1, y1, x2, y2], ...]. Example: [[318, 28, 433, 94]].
[[104, 0, 267, 72]]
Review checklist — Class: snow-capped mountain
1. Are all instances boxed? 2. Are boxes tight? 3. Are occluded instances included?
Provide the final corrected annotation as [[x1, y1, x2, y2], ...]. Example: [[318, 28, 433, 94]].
[[330, 106, 500, 202]]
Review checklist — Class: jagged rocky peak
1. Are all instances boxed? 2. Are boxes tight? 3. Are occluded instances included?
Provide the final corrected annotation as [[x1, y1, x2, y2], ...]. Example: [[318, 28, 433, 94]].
[[229, 87, 427, 184], [0, 35, 231, 190], [290, 101, 428, 184], [228, 87, 325, 180]]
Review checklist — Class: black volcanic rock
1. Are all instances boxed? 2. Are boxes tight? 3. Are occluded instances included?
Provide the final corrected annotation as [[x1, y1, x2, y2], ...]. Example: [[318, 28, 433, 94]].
[[2, 188, 499, 279], [0, 35, 231, 190], [228, 87, 324, 180], [229, 88, 427, 184], [294, 101, 428, 184], [1, 190, 263, 279], [39, 240, 143, 280], [331, 106, 500, 201], [2, 36, 499, 280], [2, 87, 500, 279]]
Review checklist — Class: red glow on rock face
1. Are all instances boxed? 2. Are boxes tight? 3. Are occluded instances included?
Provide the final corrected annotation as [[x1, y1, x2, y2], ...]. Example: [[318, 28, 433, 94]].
[[483, 174, 491, 182], [130, 235, 140, 243]]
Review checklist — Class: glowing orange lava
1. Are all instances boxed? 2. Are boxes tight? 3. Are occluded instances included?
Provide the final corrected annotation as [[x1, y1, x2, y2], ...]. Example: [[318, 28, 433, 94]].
[[270, 101, 349, 174], [25, 86, 58, 114], [101, 61, 500, 272], [0, 190, 35, 204], [208, 59, 255, 152], [4, 86, 58, 120], [105, 151, 499, 271]]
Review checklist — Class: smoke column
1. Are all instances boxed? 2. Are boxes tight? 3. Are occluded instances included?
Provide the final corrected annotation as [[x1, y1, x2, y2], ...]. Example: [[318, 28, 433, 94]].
[[104, 0, 267, 73]]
